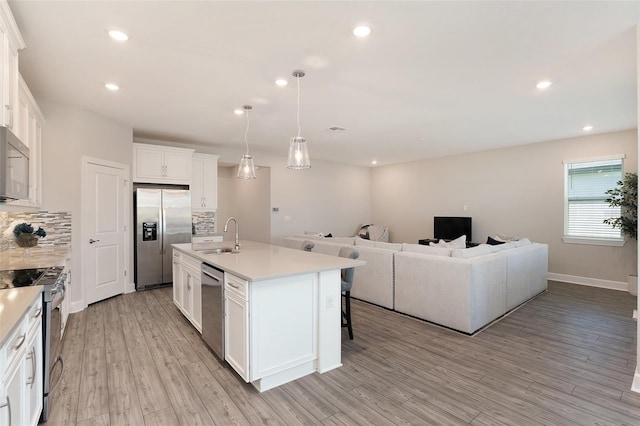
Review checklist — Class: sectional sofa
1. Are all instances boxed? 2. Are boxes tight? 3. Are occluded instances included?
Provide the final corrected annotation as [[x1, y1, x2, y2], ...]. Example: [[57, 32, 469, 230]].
[[283, 235, 548, 334]]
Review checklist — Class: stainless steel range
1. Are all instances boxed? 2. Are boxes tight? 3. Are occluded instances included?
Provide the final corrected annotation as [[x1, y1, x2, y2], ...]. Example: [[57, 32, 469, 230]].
[[0, 266, 66, 422]]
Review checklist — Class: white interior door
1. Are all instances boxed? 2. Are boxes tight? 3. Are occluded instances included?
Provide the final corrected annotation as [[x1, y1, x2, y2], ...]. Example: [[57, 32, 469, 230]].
[[84, 160, 127, 305]]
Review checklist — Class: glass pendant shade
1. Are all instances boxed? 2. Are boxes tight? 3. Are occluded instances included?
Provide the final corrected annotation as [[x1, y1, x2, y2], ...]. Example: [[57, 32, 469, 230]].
[[237, 154, 256, 179], [287, 136, 310, 169]]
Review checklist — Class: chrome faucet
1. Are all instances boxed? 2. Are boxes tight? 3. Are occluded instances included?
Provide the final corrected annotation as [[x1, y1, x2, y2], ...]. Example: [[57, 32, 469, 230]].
[[224, 217, 240, 252]]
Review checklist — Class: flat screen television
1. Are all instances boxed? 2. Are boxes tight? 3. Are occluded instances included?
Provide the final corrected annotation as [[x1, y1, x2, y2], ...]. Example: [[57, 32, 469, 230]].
[[434, 216, 472, 242]]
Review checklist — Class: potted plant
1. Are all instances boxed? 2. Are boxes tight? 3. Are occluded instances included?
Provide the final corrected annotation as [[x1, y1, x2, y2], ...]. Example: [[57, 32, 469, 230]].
[[604, 172, 638, 294], [12, 222, 47, 248]]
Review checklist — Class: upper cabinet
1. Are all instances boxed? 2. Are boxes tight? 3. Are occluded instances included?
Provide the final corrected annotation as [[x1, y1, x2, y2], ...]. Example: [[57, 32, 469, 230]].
[[15, 75, 43, 207], [191, 153, 219, 211], [0, 1, 24, 132], [133, 143, 194, 184]]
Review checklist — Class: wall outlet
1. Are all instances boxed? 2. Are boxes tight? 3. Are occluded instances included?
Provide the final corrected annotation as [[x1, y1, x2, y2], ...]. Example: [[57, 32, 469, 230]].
[[326, 295, 334, 309], [272, 207, 279, 212]]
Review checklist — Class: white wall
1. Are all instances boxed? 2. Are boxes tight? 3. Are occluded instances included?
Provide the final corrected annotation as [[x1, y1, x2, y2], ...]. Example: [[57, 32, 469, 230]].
[[371, 129, 638, 285], [141, 139, 372, 245], [39, 100, 133, 309], [217, 165, 271, 244]]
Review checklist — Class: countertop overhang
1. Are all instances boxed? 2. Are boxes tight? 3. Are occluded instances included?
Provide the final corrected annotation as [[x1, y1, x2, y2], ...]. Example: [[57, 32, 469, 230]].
[[0, 286, 41, 346], [173, 241, 365, 282]]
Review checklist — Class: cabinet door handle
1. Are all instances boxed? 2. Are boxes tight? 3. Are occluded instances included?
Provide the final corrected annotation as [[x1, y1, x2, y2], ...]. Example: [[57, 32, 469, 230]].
[[12, 333, 26, 350], [228, 282, 239, 289], [32, 307, 42, 319], [26, 347, 36, 387], [0, 396, 11, 425]]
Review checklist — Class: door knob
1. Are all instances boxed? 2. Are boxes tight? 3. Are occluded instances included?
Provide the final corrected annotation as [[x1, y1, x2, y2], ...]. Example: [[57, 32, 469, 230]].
[[89, 239, 100, 244]]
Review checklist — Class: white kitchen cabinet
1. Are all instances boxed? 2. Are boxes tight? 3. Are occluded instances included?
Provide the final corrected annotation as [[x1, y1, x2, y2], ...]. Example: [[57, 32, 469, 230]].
[[1, 295, 42, 426], [173, 250, 202, 332], [224, 273, 249, 381], [191, 153, 219, 210], [0, 2, 24, 132], [172, 251, 183, 311], [13, 75, 43, 208], [133, 143, 194, 184]]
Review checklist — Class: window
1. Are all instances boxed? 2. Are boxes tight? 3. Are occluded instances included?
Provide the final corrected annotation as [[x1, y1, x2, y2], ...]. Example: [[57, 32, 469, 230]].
[[564, 156, 624, 245]]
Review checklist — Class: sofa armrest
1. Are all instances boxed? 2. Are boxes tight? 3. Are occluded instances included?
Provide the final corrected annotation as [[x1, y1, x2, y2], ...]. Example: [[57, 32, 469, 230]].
[[351, 246, 397, 309]]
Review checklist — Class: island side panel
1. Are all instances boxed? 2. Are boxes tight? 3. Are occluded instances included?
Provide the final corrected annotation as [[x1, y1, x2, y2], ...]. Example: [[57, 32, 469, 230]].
[[250, 273, 318, 380], [317, 269, 342, 373]]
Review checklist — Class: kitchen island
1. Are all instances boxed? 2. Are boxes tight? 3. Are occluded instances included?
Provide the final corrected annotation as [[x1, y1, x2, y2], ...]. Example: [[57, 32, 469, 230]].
[[172, 241, 364, 392]]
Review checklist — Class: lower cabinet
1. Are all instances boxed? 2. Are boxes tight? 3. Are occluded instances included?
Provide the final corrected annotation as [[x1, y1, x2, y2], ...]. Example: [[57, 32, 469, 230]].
[[173, 250, 202, 332], [1, 296, 43, 426], [172, 252, 183, 310], [224, 273, 249, 381]]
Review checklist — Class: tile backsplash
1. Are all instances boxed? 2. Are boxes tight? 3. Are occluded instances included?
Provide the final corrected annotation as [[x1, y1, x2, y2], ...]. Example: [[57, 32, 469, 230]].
[[192, 211, 216, 235], [0, 211, 72, 251]]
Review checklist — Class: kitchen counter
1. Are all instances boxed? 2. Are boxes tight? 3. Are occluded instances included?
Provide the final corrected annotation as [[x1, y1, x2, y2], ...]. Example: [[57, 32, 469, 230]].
[[172, 240, 365, 392], [173, 240, 364, 282], [0, 246, 70, 270], [0, 286, 41, 346]]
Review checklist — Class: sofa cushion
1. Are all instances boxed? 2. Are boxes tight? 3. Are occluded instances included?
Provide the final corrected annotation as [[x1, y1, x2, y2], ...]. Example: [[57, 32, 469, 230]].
[[515, 238, 532, 247], [429, 234, 466, 249], [496, 233, 523, 242], [489, 241, 517, 252], [401, 243, 452, 257], [330, 237, 357, 245], [356, 238, 402, 251], [451, 244, 494, 259]]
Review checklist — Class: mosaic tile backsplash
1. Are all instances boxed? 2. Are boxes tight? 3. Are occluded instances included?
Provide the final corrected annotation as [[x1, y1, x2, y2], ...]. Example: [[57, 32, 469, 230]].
[[192, 211, 216, 235], [0, 211, 72, 251]]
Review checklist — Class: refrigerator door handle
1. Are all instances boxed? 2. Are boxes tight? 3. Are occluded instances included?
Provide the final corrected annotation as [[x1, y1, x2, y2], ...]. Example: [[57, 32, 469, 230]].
[[162, 205, 167, 255]]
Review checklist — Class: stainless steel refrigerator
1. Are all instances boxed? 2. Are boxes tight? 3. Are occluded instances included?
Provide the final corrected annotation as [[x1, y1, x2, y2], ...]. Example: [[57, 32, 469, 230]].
[[134, 187, 191, 290]]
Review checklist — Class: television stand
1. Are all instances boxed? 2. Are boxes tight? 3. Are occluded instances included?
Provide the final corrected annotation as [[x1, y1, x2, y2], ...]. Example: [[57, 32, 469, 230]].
[[418, 238, 479, 248]]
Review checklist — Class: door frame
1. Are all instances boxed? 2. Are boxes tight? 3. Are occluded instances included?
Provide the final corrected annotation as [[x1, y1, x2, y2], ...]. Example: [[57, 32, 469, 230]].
[[80, 156, 131, 310]]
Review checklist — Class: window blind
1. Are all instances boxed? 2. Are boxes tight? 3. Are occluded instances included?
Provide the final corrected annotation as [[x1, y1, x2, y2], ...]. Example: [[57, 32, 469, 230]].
[[565, 158, 622, 239]]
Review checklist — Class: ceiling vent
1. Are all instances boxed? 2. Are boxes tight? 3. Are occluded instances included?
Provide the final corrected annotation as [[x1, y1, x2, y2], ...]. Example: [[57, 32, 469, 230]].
[[328, 126, 347, 132]]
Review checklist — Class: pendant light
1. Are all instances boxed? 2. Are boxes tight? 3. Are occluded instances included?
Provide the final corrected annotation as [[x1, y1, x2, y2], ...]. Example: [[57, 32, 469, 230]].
[[287, 70, 311, 169], [237, 105, 256, 179]]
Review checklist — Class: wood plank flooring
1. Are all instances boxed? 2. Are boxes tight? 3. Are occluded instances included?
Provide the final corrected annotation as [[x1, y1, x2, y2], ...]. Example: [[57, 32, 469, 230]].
[[45, 281, 640, 425]]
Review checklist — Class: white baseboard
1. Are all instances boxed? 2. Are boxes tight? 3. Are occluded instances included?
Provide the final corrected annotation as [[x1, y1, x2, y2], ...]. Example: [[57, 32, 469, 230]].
[[125, 281, 136, 294], [547, 273, 627, 292], [70, 300, 85, 314], [632, 368, 640, 394]]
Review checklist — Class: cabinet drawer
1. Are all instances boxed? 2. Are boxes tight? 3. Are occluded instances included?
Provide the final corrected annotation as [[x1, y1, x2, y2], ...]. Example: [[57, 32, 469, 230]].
[[182, 254, 201, 272], [225, 273, 247, 299]]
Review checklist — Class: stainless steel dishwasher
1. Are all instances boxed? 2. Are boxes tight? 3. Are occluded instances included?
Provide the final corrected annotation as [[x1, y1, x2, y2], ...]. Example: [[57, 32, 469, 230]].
[[201, 263, 224, 359]]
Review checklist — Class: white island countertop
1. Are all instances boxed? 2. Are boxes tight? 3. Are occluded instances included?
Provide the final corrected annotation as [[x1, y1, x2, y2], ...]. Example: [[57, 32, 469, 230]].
[[172, 241, 365, 282]]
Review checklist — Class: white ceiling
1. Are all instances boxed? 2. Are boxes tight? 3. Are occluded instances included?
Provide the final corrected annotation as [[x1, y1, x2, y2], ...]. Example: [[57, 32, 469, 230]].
[[9, 1, 640, 167]]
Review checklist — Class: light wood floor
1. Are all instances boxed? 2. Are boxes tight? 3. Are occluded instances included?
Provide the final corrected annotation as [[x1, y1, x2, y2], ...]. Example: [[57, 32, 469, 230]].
[[45, 281, 640, 426]]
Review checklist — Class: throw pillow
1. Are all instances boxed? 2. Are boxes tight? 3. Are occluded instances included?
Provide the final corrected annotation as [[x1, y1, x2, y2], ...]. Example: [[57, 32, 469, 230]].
[[487, 236, 506, 245], [451, 244, 493, 259], [401, 243, 452, 257], [428, 235, 466, 249]]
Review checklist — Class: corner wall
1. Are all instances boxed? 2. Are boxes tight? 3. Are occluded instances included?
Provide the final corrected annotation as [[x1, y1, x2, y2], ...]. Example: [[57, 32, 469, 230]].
[[371, 129, 637, 285], [39, 100, 133, 310]]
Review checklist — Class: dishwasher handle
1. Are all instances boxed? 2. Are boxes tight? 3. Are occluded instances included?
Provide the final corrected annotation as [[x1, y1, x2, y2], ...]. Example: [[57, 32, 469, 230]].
[[202, 269, 222, 281]]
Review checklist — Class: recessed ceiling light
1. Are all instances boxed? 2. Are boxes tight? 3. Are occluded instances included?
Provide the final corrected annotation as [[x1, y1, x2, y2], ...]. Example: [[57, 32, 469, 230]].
[[275, 79, 288, 87], [353, 25, 371, 38], [583, 125, 594, 131], [234, 108, 244, 115], [371, 160, 378, 165], [108, 30, 129, 41], [105, 82, 119, 91], [536, 80, 552, 90]]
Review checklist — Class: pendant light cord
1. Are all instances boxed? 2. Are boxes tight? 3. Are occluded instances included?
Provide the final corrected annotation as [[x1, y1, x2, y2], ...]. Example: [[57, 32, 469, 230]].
[[244, 108, 250, 155], [296, 75, 301, 138]]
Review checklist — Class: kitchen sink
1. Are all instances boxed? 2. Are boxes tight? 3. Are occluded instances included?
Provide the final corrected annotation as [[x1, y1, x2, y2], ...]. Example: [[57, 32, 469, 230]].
[[196, 247, 236, 254]]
